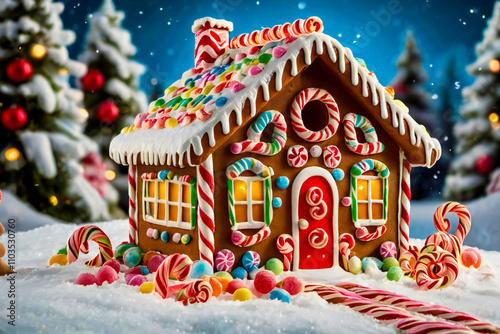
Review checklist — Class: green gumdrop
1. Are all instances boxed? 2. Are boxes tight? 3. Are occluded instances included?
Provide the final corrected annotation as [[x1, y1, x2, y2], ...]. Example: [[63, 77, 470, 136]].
[[115, 243, 137, 260], [242, 58, 253, 64], [348, 256, 362, 275], [124, 247, 144, 268], [387, 266, 404, 281], [155, 98, 165, 107], [214, 271, 233, 280], [382, 257, 400, 272], [258, 53, 273, 64], [265, 258, 283, 275], [57, 247, 67, 255]]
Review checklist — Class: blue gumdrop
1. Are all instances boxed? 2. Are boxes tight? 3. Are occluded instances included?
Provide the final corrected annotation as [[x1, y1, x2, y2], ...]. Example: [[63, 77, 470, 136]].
[[215, 97, 228, 107], [272, 197, 282, 208], [242, 251, 261, 273], [124, 247, 144, 268], [191, 260, 214, 279], [270, 288, 291, 303], [332, 168, 345, 181], [231, 266, 248, 280], [276, 176, 289, 189], [140, 266, 149, 275], [158, 170, 168, 181], [361, 257, 383, 273], [160, 231, 169, 243]]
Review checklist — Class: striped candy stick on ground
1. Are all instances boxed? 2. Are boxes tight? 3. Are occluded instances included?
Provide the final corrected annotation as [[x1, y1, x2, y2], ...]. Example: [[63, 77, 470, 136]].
[[433, 202, 472, 244], [336, 283, 500, 333], [128, 164, 138, 244], [197, 155, 215, 267], [399, 159, 411, 251]]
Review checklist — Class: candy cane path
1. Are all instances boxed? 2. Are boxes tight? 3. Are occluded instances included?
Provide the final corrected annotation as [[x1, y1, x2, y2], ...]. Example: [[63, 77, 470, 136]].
[[1, 219, 498, 334]]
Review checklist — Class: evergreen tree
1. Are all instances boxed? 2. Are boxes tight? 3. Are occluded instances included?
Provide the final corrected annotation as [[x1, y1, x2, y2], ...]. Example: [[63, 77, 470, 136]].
[[444, 2, 500, 200], [0, 0, 112, 222]]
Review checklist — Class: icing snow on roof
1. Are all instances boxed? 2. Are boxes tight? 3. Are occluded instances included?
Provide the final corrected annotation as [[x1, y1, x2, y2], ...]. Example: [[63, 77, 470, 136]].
[[110, 24, 441, 168], [191, 17, 233, 33]]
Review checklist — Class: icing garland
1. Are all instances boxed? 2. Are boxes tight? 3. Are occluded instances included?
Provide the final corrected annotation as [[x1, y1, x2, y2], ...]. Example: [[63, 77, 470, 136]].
[[231, 110, 287, 156], [291, 88, 340, 142], [343, 113, 385, 155]]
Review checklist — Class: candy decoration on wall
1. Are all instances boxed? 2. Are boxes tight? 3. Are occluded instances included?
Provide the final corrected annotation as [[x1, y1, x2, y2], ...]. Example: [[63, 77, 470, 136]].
[[276, 234, 294, 271], [308, 228, 328, 249], [310, 145, 322, 158], [231, 110, 287, 156], [306, 187, 327, 220], [291, 88, 340, 142], [242, 251, 261, 272], [380, 241, 397, 259], [332, 169, 344, 181], [229, 16, 323, 48], [339, 233, 355, 271], [154, 253, 194, 299], [323, 145, 341, 169], [232, 226, 271, 247], [355, 226, 387, 242], [276, 176, 289, 189], [197, 155, 216, 267], [67, 225, 113, 267], [343, 113, 385, 155], [287, 145, 308, 168], [399, 160, 411, 251], [215, 249, 235, 272]]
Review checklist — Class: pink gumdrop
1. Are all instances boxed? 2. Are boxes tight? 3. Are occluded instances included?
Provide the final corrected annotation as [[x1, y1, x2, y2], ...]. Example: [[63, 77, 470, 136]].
[[76, 273, 97, 286], [248, 66, 263, 76], [235, 52, 247, 61], [461, 248, 481, 269], [232, 83, 245, 93], [147, 255, 165, 273], [341, 197, 351, 207], [96, 266, 118, 286], [125, 267, 143, 277], [254, 270, 276, 294], [248, 46, 260, 55], [125, 273, 139, 285], [103, 259, 121, 274], [226, 279, 247, 294], [281, 276, 303, 296], [380, 241, 397, 259], [129, 275, 148, 287], [272, 46, 287, 58], [284, 36, 297, 44]]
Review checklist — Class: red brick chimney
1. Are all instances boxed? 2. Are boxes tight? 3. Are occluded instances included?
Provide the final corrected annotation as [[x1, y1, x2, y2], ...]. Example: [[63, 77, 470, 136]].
[[192, 18, 233, 71]]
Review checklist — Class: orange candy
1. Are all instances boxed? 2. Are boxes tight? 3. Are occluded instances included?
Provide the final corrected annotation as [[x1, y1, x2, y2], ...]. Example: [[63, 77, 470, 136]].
[[201, 276, 223, 297], [461, 248, 481, 269]]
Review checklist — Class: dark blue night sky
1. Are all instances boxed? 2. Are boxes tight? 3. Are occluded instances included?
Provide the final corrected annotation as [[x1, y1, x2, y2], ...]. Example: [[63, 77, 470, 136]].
[[62, 0, 496, 98]]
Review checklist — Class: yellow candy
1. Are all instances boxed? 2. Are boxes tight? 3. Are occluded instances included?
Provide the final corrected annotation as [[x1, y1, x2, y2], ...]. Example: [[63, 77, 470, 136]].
[[261, 167, 271, 178], [250, 59, 259, 66], [165, 86, 177, 96], [166, 118, 178, 128], [122, 127, 130, 134], [129, 125, 135, 132], [182, 87, 197, 99], [202, 83, 214, 95], [227, 64, 236, 72], [49, 254, 68, 267], [394, 100, 409, 113], [233, 288, 253, 302], [139, 282, 155, 294], [151, 106, 160, 112], [218, 71, 229, 82]]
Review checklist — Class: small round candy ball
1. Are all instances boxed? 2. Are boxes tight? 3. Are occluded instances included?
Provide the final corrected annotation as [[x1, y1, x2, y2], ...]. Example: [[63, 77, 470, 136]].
[[214, 271, 233, 280], [270, 288, 291, 303], [139, 282, 155, 294], [125, 273, 140, 285], [129, 275, 148, 287], [191, 260, 214, 279], [147, 255, 165, 273], [76, 273, 97, 286], [382, 257, 400, 272], [272, 197, 282, 208], [332, 168, 345, 181], [49, 254, 68, 266], [233, 288, 253, 302], [387, 266, 404, 282], [123, 247, 144, 268], [202, 276, 223, 297], [103, 259, 121, 274], [310, 145, 322, 158], [461, 248, 481, 269], [348, 256, 362, 275], [265, 258, 284, 276], [96, 266, 118, 286], [254, 270, 276, 294], [139, 266, 149, 275], [115, 243, 137, 261], [231, 267, 248, 280], [276, 176, 289, 189], [227, 279, 247, 294], [142, 251, 162, 266], [125, 266, 143, 277], [380, 241, 397, 259], [281, 276, 303, 296], [362, 257, 383, 272]]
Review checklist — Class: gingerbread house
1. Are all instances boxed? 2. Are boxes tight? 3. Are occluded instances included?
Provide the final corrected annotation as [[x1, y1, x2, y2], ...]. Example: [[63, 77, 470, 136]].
[[110, 17, 441, 272]]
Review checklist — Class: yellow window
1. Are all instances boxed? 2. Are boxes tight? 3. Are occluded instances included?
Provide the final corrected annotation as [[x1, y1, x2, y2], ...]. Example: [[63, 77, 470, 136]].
[[252, 204, 264, 222], [358, 203, 369, 220], [169, 205, 179, 222], [148, 203, 155, 217], [147, 181, 156, 199], [235, 204, 247, 223], [169, 183, 179, 202], [182, 207, 191, 223], [251, 180, 264, 201], [357, 179, 369, 201], [371, 179, 383, 200], [158, 181, 166, 200], [234, 180, 247, 201], [157, 203, 166, 221], [372, 203, 383, 220], [182, 185, 191, 204]]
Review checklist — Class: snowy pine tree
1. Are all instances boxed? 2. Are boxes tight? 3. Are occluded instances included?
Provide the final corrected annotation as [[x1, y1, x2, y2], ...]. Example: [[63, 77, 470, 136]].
[[0, 0, 113, 222], [444, 2, 500, 200]]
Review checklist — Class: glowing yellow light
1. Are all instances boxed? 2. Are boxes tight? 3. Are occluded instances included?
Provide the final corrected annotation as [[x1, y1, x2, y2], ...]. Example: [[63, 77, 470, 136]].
[[59, 68, 68, 75], [49, 196, 58, 206], [5, 148, 20, 161], [105, 170, 116, 181], [490, 112, 499, 123], [31, 44, 47, 59], [80, 108, 89, 119], [490, 60, 500, 73]]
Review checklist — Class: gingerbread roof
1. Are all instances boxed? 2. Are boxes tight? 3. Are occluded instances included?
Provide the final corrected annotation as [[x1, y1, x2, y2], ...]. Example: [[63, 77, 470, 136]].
[[110, 17, 441, 168]]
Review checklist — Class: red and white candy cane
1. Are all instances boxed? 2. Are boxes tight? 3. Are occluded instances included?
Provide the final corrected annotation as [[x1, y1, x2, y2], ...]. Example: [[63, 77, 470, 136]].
[[287, 145, 308, 168], [355, 225, 386, 241], [339, 233, 355, 271], [177, 279, 213, 305], [308, 228, 328, 249], [197, 155, 215, 267], [399, 246, 421, 279], [399, 160, 411, 251], [415, 244, 459, 290], [128, 164, 138, 244], [232, 226, 271, 247], [433, 202, 471, 244], [343, 113, 385, 155], [67, 225, 113, 267], [425, 232, 462, 259], [276, 234, 294, 271], [154, 253, 194, 299], [291, 88, 340, 142], [323, 145, 341, 168]]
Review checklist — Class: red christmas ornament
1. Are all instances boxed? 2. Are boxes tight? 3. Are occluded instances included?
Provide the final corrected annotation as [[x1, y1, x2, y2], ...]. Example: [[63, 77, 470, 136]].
[[6, 58, 33, 83], [81, 69, 105, 91], [476, 155, 495, 175], [97, 101, 119, 123], [1, 106, 28, 131]]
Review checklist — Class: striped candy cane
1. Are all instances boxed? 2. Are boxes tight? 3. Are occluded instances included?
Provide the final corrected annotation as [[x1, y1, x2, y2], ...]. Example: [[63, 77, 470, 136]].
[[231, 226, 271, 247], [399, 159, 411, 251], [433, 202, 471, 244], [128, 164, 138, 244], [197, 155, 215, 267], [339, 233, 355, 271], [355, 225, 387, 241], [276, 234, 294, 271], [343, 113, 385, 155]]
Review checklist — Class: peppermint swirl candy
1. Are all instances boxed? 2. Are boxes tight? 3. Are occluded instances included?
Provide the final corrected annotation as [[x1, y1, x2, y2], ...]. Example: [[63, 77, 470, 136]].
[[308, 228, 328, 249]]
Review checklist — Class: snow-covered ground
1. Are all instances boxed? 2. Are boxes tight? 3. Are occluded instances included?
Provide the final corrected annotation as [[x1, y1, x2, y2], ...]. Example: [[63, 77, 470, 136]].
[[0, 219, 499, 333]]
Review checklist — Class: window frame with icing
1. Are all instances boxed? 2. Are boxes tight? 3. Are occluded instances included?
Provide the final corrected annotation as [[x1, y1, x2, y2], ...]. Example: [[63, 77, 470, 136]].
[[350, 159, 389, 228], [141, 171, 197, 230]]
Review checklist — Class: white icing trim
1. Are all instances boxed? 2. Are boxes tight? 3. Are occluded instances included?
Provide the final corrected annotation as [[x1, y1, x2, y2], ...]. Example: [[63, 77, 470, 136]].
[[291, 167, 339, 272], [110, 33, 441, 168], [192, 17, 233, 33]]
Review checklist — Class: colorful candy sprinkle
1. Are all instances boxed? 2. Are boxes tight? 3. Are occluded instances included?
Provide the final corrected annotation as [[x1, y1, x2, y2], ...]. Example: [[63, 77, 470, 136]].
[[160, 231, 169, 243], [181, 234, 191, 245], [215, 97, 228, 107], [272, 197, 282, 208], [276, 176, 289, 189], [258, 53, 273, 64], [332, 169, 345, 181], [272, 46, 287, 59]]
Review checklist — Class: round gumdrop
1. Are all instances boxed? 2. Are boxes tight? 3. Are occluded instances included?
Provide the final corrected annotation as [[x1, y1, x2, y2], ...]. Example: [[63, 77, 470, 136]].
[[142, 251, 162, 266], [281, 276, 303, 295], [233, 288, 253, 302], [231, 267, 247, 280], [270, 288, 291, 303], [362, 257, 382, 272], [49, 254, 68, 267], [147, 255, 165, 273], [348, 256, 362, 275], [139, 282, 155, 294], [382, 257, 400, 272], [114, 243, 137, 261], [265, 258, 284, 275], [227, 278, 247, 294], [191, 260, 214, 279], [103, 259, 121, 274], [461, 248, 481, 269], [129, 275, 148, 287], [125, 273, 140, 285], [214, 271, 232, 280], [387, 266, 404, 282], [76, 273, 97, 286], [125, 266, 143, 277], [96, 266, 118, 286], [254, 270, 276, 294], [123, 247, 144, 268]]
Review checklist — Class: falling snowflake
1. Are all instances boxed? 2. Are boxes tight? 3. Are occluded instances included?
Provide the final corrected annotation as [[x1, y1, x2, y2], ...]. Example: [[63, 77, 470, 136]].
[[298, 2, 306, 10]]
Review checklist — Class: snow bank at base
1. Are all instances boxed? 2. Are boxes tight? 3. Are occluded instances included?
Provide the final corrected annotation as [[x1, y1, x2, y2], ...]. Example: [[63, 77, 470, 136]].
[[0, 220, 499, 333]]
